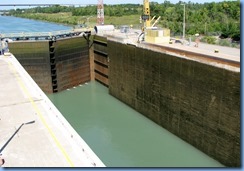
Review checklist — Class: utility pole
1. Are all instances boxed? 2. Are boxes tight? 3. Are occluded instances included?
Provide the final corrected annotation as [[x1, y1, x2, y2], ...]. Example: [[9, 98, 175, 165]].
[[205, 22, 207, 35], [181, 3, 185, 43], [87, 16, 93, 27], [97, 0, 104, 25]]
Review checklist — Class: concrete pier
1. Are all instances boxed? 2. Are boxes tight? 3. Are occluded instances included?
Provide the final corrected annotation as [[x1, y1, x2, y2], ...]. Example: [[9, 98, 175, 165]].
[[0, 53, 105, 167]]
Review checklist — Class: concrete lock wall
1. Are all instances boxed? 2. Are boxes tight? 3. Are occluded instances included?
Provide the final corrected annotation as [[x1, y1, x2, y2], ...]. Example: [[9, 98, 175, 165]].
[[9, 41, 53, 93], [8, 35, 240, 166], [9, 37, 90, 93], [108, 40, 240, 167]]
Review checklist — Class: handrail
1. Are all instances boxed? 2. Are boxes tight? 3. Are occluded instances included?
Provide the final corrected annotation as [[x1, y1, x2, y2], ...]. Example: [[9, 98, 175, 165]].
[[0, 29, 78, 39]]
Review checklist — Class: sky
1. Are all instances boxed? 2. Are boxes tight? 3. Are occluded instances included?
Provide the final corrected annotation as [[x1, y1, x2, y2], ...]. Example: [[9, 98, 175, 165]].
[[0, 0, 233, 10], [0, 0, 228, 5]]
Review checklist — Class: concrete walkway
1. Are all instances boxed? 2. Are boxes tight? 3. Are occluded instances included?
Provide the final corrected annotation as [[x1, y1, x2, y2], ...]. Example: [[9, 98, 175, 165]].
[[0, 53, 105, 167], [165, 41, 240, 62], [116, 29, 239, 70]]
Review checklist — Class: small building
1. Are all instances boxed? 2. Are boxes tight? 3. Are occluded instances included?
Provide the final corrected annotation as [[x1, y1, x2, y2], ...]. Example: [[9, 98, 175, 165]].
[[145, 27, 170, 44]]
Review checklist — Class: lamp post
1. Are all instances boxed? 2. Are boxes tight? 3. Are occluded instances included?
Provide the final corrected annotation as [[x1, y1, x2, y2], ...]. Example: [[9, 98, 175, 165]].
[[87, 16, 93, 27], [181, 3, 185, 44]]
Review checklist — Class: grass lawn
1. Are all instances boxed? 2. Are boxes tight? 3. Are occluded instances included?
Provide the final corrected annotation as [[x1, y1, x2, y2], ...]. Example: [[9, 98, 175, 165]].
[[15, 12, 142, 29]]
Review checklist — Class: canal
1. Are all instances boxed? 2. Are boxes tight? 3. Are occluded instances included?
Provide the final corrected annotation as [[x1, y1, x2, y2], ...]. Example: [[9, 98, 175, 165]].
[[48, 81, 224, 167], [0, 15, 225, 167], [0, 15, 71, 33]]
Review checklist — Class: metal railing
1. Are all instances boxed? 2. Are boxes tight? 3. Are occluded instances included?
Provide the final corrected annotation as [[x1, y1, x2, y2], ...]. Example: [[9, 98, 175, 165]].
[[0, 29, 89, 40], [1, 29, 71, 38]]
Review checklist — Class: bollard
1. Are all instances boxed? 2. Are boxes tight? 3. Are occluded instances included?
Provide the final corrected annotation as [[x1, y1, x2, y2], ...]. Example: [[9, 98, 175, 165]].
[[3, 52, 11, 56]]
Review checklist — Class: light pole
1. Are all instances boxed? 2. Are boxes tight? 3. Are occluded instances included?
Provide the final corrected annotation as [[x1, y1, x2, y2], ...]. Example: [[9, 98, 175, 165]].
[[181, 3, 185, 44], [87, 16, 93, 27]]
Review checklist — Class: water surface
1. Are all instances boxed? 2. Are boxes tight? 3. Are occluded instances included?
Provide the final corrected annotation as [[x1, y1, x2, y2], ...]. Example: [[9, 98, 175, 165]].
[[0, 16, 71, 33], [48, 81, 224, 167]]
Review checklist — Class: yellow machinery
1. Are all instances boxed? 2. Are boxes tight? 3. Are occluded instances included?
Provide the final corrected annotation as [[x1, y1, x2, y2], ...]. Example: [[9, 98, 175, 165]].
[[143, 0, 151, 28], [142, 0, 170, 44], [142, 0, 160, 28]]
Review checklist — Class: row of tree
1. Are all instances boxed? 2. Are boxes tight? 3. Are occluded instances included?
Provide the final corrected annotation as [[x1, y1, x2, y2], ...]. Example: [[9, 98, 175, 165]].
[[9, 0, 240, 41]]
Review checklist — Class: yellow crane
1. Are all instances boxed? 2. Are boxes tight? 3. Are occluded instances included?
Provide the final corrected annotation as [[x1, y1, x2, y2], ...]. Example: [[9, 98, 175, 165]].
[[143, 0, 151, 28], [142, 0, 161, 29], [141, 0, 170, 44]]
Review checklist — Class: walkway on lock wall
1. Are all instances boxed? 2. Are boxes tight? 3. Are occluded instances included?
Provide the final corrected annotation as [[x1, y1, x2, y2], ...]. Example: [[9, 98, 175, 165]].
[[102, 29, 240, 70], [0, 53, 105, 167]]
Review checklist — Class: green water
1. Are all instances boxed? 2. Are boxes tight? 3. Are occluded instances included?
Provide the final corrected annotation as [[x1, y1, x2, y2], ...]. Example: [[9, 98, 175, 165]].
[[48, 81, 224, 167]]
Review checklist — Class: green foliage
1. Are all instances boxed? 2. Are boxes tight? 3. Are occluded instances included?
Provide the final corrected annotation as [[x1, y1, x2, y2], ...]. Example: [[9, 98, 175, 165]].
[[9, 1, 240, 42], [201, 36, 217, 44], [72, 5, 96, 16], [218, 39, 232, 47]]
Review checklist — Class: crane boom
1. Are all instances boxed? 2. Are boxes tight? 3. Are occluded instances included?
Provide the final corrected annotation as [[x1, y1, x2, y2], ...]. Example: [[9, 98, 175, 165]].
[[151, 16, 161, 27]]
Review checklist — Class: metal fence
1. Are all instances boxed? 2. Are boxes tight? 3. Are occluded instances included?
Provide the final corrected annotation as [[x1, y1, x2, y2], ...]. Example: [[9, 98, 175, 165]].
[[0, 29, 83, 40]]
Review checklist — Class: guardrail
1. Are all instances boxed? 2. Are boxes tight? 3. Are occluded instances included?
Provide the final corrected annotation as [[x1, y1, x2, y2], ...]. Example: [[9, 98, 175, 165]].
[[0, 29, 87, 40]]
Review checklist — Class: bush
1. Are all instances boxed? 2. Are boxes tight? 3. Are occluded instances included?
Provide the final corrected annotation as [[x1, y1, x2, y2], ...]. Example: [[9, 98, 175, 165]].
[[201, 36, 217, 44], [231, 43, 239, 48], [218, 39, 231, 47]]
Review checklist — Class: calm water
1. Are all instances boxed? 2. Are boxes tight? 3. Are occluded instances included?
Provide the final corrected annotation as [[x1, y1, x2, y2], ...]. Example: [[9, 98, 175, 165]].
[[0, 16, 71, 33], [48, 81, 224, 167], [1, 16, 224, 167]]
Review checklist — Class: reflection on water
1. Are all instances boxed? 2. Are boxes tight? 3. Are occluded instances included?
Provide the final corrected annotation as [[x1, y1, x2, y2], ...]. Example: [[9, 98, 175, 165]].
[[48, 81, 224, 167]]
